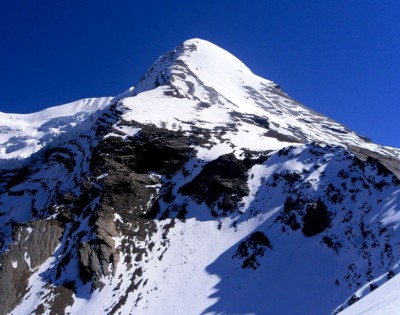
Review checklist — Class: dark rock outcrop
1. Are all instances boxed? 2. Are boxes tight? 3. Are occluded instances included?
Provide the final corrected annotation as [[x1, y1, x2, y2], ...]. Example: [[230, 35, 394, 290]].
[[0, 220, 64, 315], [75, 122, 193, 290], [301, 200, 332, 237], [78, 213, 119, 288], [180, 153, 250, 213], [234, 231, 272, 270], [95, 123, 191, 176]]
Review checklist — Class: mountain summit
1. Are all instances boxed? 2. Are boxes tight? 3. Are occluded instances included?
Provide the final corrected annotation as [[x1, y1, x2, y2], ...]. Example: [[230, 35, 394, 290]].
[[1, 39, 399, 315]]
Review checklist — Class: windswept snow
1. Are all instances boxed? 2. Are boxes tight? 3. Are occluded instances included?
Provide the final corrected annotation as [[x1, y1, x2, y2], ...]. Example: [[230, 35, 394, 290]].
[[0, 97, 112, 161], [341, 273, 400, 315]]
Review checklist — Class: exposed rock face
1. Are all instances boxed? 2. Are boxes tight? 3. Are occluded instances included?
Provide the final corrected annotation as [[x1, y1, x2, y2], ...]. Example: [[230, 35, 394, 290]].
[[280, 198, 332, 236], [126, 124, 192, 175], [301, 200, 332, 237], [180, 153, 250, 214], [234, 231, 273, 270], [78, 213, 119, 288], [71, 121, 194, 291], [0, 220, 64, 314], [349, 145, 400, 179]]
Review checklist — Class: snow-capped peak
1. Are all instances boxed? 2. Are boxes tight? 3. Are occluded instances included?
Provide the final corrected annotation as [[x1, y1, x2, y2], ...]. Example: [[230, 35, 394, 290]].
[[1, 38, 399, 168], [119, 39, 400, 163], [133, 38, 274, 96]]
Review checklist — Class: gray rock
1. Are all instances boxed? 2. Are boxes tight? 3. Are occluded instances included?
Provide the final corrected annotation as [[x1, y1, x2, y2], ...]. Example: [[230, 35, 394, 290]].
[[0, 219, 64, 315]]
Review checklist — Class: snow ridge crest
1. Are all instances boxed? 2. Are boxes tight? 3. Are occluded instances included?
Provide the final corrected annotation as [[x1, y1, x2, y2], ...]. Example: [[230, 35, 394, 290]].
[[132, 38, 258, 96]]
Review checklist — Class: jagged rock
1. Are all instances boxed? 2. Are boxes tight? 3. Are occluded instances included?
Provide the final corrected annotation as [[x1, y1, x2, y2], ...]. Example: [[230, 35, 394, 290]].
[[349, 145, 400, 179], [234, 231, 272, 270], [0, 220, 64, 315], [93, 124, 192, 176], [130, 125, 191, 175], [301, 200, 332, 237], [180, 153, 250, 213], [75, 126, 181, 289], [35, 285, 74, 315], [44, 147, 77, 172], [78, 212, 119, 289], [280, 197, 303, 231]]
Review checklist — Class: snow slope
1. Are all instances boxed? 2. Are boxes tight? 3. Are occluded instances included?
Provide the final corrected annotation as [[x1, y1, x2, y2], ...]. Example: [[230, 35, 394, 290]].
[[0, 97, 112, 162], [341, 273, 400, 315]]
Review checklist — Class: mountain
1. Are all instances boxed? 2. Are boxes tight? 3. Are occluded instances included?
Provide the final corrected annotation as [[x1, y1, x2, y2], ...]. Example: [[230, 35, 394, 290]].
[[0, 38, 399, 315]]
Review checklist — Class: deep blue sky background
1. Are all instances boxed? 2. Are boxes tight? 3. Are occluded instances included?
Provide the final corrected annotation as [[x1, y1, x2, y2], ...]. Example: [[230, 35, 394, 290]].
[[0, 1, 399, 147]]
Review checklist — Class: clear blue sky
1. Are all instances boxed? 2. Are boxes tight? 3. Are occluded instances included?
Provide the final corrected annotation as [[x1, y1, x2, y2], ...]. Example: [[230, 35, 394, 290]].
[[0, 1, 399, 147]]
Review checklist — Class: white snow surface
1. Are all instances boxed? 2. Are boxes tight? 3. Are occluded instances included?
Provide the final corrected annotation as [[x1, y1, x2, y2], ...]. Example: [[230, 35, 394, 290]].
[[0, 96, 112, 161], [341, 273, 400, 315]]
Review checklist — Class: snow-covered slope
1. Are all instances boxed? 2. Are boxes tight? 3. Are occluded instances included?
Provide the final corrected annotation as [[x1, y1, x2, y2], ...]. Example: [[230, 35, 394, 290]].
[[341, 272, 400, 315], [1, 38, 400, 315], [0, 97, 112, 163]]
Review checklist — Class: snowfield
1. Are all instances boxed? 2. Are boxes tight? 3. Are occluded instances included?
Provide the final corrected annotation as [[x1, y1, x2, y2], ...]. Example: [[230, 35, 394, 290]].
[[0, 97, 112, 162], [341, 272, 400, 315]]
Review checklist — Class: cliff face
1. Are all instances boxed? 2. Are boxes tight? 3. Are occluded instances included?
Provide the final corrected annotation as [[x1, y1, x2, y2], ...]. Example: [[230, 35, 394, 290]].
[[1, 39, 399, 315]]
